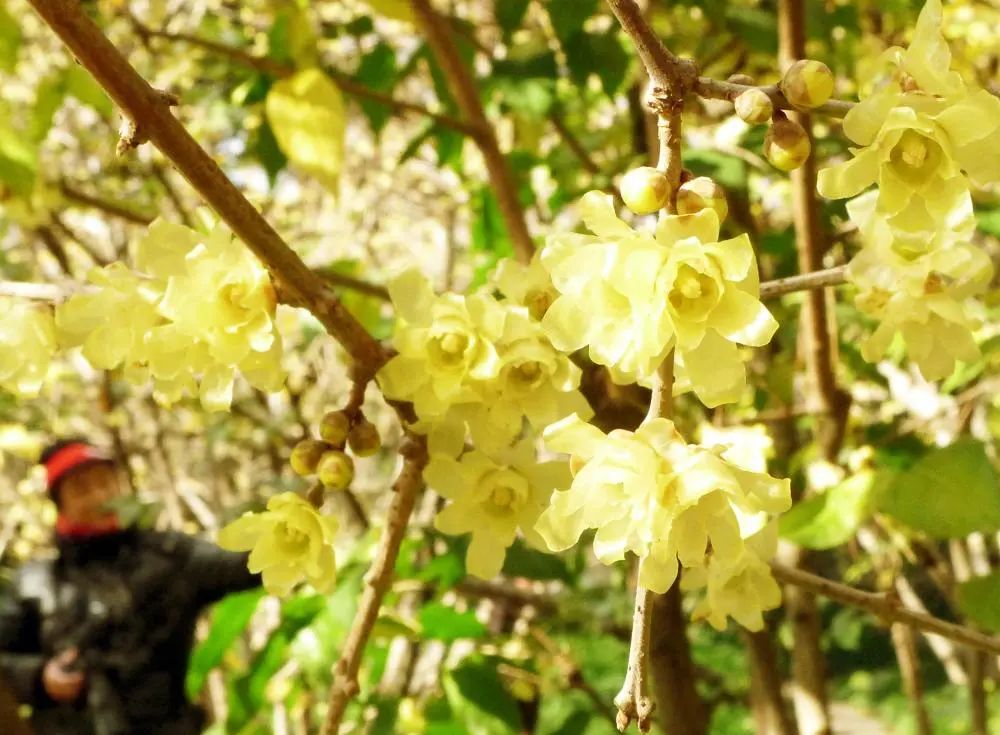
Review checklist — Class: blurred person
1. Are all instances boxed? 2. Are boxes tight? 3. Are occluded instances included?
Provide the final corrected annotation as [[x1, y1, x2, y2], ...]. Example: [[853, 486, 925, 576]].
[[0, 439, 261, 735]]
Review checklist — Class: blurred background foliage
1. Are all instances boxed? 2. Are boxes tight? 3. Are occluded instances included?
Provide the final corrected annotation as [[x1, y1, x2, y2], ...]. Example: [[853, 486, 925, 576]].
[[1, 0, 999, 733]]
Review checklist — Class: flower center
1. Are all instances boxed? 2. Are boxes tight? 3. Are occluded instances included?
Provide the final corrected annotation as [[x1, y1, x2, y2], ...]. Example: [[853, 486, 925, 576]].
[[668, 264, 720, 320], [900, 136, 927, 168], [525, 289, 554, 320], [276, 521, 309, 553], [429, 331, 470, 368]]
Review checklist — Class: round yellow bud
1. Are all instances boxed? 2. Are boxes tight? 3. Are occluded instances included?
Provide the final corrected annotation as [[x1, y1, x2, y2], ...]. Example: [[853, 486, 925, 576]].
[[676, 177, 728, 221], [763, 118, 811, 171], [620, 166, 671, 215], [734, 88, 773, 125], [781, 60, 834, 109], [347, 419, 381, 457], [319, 410, 351, 445], [290, 439, 329, 477], [317, 450, 355, 490]]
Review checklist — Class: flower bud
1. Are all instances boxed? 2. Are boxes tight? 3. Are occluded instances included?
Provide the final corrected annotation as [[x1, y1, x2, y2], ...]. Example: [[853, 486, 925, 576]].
[[781, 60, 834, 109], [290, 439, 329, 477], [620, 166, 671, 215], [676, 177, 728, 221], [348, 418, 381, 457], [727, 73, 755, 86], [734, 88, 773, 125], [763, 118, 811, 171], [319, 410, 351, 445], [317, 450, 355, 490]]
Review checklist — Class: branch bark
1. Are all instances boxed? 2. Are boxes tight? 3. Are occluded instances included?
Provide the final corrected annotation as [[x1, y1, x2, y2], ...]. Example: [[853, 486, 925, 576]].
[[409, 0, 535, 264], [759, 266, 846, 300], [29, 0, 385, 376], [770, 563, 1000, 657], [321, 438, 428, 735]]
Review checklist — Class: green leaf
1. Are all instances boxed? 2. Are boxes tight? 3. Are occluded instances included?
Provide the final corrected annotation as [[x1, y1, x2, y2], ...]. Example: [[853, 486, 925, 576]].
[[419, 602, 487, 641], [563, 31, 630, 96], [31, 76, 66, 143], [780, 471, 877, 550], [878, 440, 1000, 539], [361, 0, 415, 23], [248, 120, 288, 187], [956, 571, 1000, 633], [265, 69, 345, 195], [978, 207, 1000, 238], [547, 0, 598, 46], [0, 123, 37, 197], [0, 5, 21, 72], [497, 0, 531, 36], [444, 656, 522, 734], [355, 42, 398, 133], [64, 66, 113, 116], [186, 589, 264, 697], [502, 538, 574, 582]]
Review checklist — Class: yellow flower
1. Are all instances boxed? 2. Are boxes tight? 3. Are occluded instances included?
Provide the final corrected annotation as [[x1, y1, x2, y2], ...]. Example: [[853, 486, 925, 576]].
[[217, 492, 338, 596], [0, 299, 57, 397], [541, 192, 776, 401], [534, 415, 790, 594], [425, 441, 571, 579], [493, 251, 558, 321], [377, 269, 506, 420], [681, 523, 782, 632], [846, 192, 992, 381]]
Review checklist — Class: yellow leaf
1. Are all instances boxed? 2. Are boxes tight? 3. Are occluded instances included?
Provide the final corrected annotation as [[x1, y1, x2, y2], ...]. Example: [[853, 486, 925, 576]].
[[363, 0, 414, 23], [265, 69, 345, 195]]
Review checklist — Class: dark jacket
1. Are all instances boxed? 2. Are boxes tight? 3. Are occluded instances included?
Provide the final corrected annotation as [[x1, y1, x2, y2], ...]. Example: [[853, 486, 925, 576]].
[[0, 528, 260, 735]]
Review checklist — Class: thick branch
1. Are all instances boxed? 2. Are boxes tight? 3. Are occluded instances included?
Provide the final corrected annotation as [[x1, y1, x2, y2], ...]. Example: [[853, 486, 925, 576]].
[[30, 0, 385, 375], [759, 265, 847, 300], [409, 0, 534, 263], [605, 0, 698, 94], [771, 563, 1000, 657], [321, 438, 428, 735]]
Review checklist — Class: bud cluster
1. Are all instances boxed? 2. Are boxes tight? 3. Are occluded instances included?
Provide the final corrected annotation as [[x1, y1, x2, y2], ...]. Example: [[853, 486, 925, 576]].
[[290, 407, 382, 493]]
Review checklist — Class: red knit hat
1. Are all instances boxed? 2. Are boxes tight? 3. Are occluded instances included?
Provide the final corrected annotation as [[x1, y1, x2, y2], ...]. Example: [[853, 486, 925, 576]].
[[42, 441, 114, 494]]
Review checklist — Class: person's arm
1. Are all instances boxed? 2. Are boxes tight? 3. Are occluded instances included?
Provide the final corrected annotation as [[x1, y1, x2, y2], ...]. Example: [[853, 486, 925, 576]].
[[185, 536, 262, 606], [0, 577, 47, 704]]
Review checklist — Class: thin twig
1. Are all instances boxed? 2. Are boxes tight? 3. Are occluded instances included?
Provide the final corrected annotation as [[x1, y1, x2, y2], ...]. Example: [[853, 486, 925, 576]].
[[59, 181, 156, 225], [130, 16, 481, 137], [759, 265, 847, 300], [321, 438, 428, 735], [410, 0, 535, 264], [695, 78, 853, 117], [549, 114, 601, 175], [0, 281, 66, 301], [770, 563, 1000, 657], [29, 0, 385, 376]]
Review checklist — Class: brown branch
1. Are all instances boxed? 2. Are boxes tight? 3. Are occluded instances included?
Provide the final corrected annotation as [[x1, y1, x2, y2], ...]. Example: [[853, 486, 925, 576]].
[[30, 0, 385, 376], [549, 114, 601, 175], [606, 0, 698, 95], [59, 182, 155, 225], [771, 563, 1000, 657], [321, 437, 428, 735], [695, 77, 853, 117], [410, 0, 534, 264], [759, 265, 847, 300], [130, 17, 481, 137]]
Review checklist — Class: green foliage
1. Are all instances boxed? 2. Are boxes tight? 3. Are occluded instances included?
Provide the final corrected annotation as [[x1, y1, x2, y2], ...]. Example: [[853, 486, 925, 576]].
[[0, 5, 21, 72], [186, 589, 264, 697], [442, 655, 522, 734], [418, 602, 487, 641], [780, 471, 877, 549], [878, 440, 1000, 539], [956, 570, 1000, 633]]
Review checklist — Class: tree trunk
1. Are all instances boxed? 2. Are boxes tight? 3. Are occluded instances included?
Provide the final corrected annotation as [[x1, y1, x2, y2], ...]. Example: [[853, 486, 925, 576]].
[[744, 629, 798, 735], [649, 583, 710, 735]]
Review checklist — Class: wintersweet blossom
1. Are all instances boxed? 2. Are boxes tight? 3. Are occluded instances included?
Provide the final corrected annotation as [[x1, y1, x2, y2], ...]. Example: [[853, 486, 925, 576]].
[[541, 192, 776, 405], [425, 441, 571, 578], [218, 492, 338, 596], [534, 414, 790, 595], [377, 269, 505, 419], [0, 299, 57, 397]]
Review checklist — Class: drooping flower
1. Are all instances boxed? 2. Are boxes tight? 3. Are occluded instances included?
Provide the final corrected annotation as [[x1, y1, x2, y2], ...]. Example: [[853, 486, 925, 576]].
[[217, 492, 338, 596], [540, 192, 776, 404], [681, 523, 782, 632], [425, 441, 571, 579], [493, 251, 558, 321], [534, 414, 790, 595], [0, 299, 57, 397]]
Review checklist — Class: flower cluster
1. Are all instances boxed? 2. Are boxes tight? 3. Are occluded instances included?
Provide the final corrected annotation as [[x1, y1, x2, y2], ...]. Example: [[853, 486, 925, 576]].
[[540, 191, 777, 406], [534, 414, 790, 629], [55, 220, 284, 409], [817, 0, 998, 380], [218, 492, 338, 596], [0, 298, 57, 398]]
